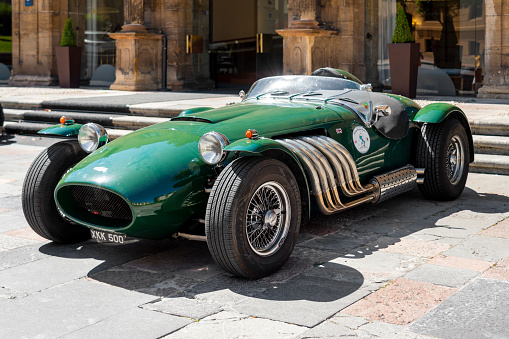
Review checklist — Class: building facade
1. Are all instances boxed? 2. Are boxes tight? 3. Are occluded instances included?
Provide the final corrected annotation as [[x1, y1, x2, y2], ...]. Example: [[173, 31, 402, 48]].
[[6, 0, 508, 97]]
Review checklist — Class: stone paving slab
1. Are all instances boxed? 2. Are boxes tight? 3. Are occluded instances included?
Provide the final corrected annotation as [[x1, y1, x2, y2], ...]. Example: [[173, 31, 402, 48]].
[[482, 256, 509, 282], [163, 311, 308, 339], [0, 278, 157, 338], [60, 307, 192, 339], [403, 264, 479, 288], [232, 274, 371, 327], [409, 278, 509, 339], [443, 235, 509, 262], [142, 296, 222, 320], [428, 255, 494, 272], [480, 218, 509, 238], [342, 278, 457, 325], [298, 314, 406, 339], [0, 239, 174, 293]]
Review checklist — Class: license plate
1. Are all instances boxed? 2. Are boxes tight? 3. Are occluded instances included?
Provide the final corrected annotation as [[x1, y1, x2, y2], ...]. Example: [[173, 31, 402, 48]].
[[90, 229, 127, 244]]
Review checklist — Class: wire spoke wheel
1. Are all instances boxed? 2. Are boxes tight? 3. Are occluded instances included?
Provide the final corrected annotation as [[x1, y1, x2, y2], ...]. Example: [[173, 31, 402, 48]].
[[446, 135, 465, 185], [246, 181, 290, 256], [206, 157, 301, 279]]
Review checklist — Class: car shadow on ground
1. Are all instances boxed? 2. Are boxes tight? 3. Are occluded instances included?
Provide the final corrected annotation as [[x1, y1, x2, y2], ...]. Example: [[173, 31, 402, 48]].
[[38, 186, 509, 305]]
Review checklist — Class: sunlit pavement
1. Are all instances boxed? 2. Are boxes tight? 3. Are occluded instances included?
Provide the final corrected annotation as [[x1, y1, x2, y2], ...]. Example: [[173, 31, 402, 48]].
[[1, 134, 509, 338]]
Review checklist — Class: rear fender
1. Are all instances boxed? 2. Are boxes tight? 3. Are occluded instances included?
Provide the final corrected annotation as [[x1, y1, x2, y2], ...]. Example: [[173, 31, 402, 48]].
[[38, 123, 83, 137], [225, 138, 311, 219], [414, 104, 474, 162]]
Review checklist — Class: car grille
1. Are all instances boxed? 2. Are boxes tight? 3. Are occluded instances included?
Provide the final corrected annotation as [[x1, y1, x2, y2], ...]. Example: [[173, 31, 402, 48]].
[[65, 185, 133, 228]]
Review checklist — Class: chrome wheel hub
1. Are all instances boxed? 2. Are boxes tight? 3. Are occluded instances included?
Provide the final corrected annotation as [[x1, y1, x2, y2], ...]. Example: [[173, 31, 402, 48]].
[[446, 135, 465, 185], [246, 181, 290, 257]]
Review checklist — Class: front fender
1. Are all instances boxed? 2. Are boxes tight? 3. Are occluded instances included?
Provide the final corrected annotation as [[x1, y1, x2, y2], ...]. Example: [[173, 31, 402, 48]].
[[414, 104, 474, 163], [225, 137, 311, 218], [38, 123, 83, 137], [413, 103, 466, 124]]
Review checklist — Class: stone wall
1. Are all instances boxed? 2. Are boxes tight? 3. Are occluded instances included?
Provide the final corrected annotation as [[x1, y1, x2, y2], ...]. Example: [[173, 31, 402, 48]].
[[10, 0, 86, 86]]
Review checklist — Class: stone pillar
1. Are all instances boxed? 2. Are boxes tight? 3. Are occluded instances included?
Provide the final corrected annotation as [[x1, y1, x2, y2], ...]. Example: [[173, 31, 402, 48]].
[[277, 0, 366, 80], [108, 32, 162, 91], [122, 0, 146, 32], [477, 1, 509, 98], [109, 0, 163, 90], [9, 0, 70, 86]]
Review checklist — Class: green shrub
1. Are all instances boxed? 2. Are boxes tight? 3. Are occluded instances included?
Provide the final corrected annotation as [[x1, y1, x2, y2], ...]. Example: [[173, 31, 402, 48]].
[[60, 18, 77, 47], [392, 3, 414, 43]]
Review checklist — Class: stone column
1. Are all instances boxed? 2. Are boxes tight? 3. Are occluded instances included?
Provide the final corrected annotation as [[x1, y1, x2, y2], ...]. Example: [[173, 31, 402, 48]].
[[277, 0, 366, 80], [477, 1, 509, 98], [9, 0, 70, 86], [109, 0, 163, 90], [122, 0, 146, 32]]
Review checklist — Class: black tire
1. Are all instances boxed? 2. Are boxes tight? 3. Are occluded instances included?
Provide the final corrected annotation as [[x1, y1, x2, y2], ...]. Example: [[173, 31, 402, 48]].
[[22, 140, 91, 243], [0, 103, 4, 127], [205, 157, 301, 279], [416, 118, 470, 200]]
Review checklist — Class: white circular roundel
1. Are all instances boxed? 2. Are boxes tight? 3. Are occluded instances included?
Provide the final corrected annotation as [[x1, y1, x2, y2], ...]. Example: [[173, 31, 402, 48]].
[[353, 126, 370, 154]]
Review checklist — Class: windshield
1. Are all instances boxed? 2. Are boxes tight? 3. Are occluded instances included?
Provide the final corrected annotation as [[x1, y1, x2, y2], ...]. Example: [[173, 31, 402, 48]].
[[245, 75, 361, 99]]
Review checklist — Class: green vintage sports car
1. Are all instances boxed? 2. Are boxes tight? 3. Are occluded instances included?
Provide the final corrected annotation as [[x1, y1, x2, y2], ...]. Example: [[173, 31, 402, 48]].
[[22, 68, 473, 278]]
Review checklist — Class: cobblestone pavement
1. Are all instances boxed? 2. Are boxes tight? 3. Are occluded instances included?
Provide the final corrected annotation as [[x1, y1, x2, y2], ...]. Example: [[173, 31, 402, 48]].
[[1, 134, 509, 339]]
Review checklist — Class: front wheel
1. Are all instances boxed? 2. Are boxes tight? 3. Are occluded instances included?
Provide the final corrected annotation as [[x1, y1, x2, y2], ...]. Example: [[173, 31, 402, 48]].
[[22, 140, 91, 243], [205, 157, 301, 279], [416, 118, 470, 200]]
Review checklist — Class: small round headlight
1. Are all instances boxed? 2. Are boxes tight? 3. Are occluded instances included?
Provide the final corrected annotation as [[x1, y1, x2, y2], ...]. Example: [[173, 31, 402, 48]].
[[198, 132, 229, 165], [78, 123, 108, 153]]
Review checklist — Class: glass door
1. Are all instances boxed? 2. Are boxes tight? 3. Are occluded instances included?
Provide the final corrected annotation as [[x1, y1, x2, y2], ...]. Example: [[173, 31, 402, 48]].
[[255, 0, 287, 79], [85, 0, 123, 82], [211, 0, 287, 88]]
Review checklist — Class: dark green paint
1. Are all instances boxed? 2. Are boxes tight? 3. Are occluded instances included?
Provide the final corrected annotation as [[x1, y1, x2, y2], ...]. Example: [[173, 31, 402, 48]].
[[38, 123, 82, 137], [179, 107, 214, 116], [413, 103, 466, 123]]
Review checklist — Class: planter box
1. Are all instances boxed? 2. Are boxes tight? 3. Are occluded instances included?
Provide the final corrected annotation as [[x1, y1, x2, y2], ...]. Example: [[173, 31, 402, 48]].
[[55, 46, 82, 88], [388, 43, 420, 98]]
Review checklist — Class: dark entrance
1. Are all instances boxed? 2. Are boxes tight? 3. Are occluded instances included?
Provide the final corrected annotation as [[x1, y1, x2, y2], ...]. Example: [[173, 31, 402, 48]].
[[210, 0, 288, 88]]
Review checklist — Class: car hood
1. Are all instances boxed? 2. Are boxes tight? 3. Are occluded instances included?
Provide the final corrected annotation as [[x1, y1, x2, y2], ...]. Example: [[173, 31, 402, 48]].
[[57, 129, 209, 204], [146, 101, 343, 139]]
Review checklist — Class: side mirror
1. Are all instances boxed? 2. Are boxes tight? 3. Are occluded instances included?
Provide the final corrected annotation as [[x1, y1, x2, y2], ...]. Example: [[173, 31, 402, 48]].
[[239, 90, 247, 100]]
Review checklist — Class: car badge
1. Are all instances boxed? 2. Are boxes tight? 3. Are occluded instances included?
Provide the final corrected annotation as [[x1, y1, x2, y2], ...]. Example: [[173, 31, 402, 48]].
[[363, 102, 369, 109], [335, 128, 343, 134], [352, 126, 370, 154]]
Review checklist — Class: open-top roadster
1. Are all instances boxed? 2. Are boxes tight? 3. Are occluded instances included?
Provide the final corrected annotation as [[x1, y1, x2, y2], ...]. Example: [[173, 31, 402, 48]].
[[22, 68, 473, 278]]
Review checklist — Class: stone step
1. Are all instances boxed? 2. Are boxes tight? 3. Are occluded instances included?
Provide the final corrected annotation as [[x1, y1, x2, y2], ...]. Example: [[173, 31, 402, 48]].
[[473, 135, 509, 155], [469, 117, 509, 136], [3, 121, 131, 140], [470, 154, 509, 175], [3, 108, 168, 130]]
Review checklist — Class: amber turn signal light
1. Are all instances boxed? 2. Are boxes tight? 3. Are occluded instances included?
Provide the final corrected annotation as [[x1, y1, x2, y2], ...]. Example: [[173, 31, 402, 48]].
[[60, 116, 66, 124], [245, 129, 259, 140]]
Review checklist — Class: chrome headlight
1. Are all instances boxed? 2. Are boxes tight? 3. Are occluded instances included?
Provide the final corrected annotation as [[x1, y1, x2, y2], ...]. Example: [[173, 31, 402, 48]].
[[78, 123, 108, 153], [198, 132, 229, 165]]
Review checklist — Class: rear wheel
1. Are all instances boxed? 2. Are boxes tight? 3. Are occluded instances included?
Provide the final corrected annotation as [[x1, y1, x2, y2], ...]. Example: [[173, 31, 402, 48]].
[[205, 157, 301, 279], [22, 140, 90, 243], [416, 118, 470, 200]]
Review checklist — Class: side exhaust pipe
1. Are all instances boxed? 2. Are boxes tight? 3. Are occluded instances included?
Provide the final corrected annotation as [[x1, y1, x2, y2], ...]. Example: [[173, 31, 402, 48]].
[[277, 136, 420, 215]]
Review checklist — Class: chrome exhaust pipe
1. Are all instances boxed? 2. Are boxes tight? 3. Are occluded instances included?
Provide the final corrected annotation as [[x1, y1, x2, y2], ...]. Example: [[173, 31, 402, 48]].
[[277, 136, 419, 215]]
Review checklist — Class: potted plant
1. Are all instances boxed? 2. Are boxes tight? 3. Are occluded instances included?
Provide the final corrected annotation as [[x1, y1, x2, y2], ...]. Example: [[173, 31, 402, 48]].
[[388, 3, 420, 98], [55, 18, 82, 88]]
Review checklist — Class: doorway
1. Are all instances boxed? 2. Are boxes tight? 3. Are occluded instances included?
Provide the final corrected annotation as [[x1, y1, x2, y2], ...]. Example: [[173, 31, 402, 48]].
[[210, 0, 288, 88]]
